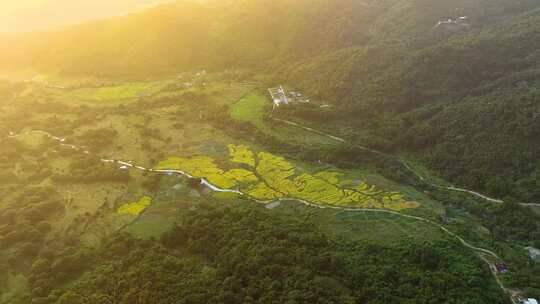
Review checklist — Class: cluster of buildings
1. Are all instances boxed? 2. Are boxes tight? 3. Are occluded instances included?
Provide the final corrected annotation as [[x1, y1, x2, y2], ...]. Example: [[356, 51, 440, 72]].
[[268, 85, 310, 109]]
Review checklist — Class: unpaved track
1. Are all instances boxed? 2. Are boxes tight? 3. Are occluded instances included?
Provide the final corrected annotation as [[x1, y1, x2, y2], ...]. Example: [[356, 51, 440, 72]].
[[274, 118, 535, 208], [520, 203, 540, 207], [3, 129, 513, 299], [4, 130, 501, 260], [271, 118, 540, 300]]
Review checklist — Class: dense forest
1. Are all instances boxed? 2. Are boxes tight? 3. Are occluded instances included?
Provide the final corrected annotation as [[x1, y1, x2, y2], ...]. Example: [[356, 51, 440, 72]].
[[17, 203, 505, 304]]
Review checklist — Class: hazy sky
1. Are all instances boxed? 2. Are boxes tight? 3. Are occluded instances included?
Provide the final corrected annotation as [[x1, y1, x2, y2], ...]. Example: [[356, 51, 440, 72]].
[[0, 0, 177, 33]]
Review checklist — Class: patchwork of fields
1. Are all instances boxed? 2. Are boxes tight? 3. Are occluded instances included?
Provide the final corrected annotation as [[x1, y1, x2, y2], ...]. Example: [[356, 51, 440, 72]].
[[0, 74, 459, 235], [2, 73, 531, 303], [156, 145, 419, 211]]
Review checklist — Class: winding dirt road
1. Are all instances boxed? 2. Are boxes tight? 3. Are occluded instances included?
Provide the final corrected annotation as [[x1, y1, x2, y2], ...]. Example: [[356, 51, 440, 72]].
[[274, 118, 537, 209], [2, 129, 514, 300]]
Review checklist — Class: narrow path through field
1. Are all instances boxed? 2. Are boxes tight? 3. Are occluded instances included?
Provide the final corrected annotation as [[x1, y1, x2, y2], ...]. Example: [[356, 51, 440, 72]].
[[270, 118, 540, 301], [2, 129, 514, 300], [273, 118, 536, 209], [520, 203, 540, 207]]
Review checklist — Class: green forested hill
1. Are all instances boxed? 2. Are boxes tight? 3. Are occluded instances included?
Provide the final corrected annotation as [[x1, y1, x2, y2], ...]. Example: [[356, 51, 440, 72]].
[[281, 8, 540, 202], [1, 0, 539, 202], [3, 0, 539, 77], [25, 203, 505, 304], [279, 3, 540, 203]]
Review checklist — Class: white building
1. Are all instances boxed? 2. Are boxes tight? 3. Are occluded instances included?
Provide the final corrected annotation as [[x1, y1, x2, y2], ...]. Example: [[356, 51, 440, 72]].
[[525, 247, 540, 260], [268, 86, 312, 109], [268, 86, 289, 109], [522, 298, 538, 304]]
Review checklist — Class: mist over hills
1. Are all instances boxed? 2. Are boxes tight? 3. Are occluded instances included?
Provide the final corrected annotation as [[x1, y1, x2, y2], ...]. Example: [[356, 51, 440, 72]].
[[0, 0, 178, 33], [1, 0, 540, 201], [2, 0, 537, 75]]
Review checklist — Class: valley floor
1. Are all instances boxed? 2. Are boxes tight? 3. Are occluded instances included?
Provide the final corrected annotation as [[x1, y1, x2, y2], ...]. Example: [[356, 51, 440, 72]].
[[0, 73, 538, 303]]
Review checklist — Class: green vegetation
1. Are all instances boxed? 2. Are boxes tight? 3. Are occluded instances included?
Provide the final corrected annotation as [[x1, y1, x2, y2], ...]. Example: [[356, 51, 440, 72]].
[[1, 72, 539, 302], [7, 0, 535, 202], [230, 93, 268, 130], [57, 82, 166, 104], [156, 145, 419, 211], [117, 196, 153, 216], [25, 203, 505, 304], [1, 0, 540, 300]]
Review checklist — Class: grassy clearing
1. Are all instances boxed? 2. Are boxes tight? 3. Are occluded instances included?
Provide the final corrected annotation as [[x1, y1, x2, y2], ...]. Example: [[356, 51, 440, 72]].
[[399, 153, 453, 186], [15, 133, 48, 149], [230, 93, 268, 129], [62, 83, 239, 165], [54, 183, 128, 232], [275, 201, 449, 246], [124, 199, 180, 239], [126, 177, 205, 239], [117, 196, 153, 216], [270, 123, 339, 146], [54, 82, 167, 105]]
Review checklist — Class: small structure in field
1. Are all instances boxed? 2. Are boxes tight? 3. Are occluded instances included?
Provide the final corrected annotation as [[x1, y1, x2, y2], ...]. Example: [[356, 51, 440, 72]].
[[195, 70, 207, 77], [435, 16, 470, 30], [521, 298, 538, 304], [525, 247, 540, 260], [265, 201, 281, 210], [180, 82, 193, 88], [268, 86, 289, 109], [288, 91, 310, 103], [492, 262, 508, 274], [268, 86, 310, 109]]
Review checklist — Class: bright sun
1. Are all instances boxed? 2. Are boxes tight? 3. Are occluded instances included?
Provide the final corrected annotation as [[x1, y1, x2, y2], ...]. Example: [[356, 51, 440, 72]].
[[0, 0, 175, 33]]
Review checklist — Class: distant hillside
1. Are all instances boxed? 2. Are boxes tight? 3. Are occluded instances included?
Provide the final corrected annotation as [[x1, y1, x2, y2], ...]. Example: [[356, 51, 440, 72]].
[[280, 5, 540, 202], [3, 0, 536, 77], [0, 0, 177, 33], [1, 0, 539, 201]]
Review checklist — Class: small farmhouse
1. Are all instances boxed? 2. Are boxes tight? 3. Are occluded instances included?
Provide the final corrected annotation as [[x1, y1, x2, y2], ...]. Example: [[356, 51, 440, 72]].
[[268, 86, 289, 109], [268, 86, 310, 109]]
